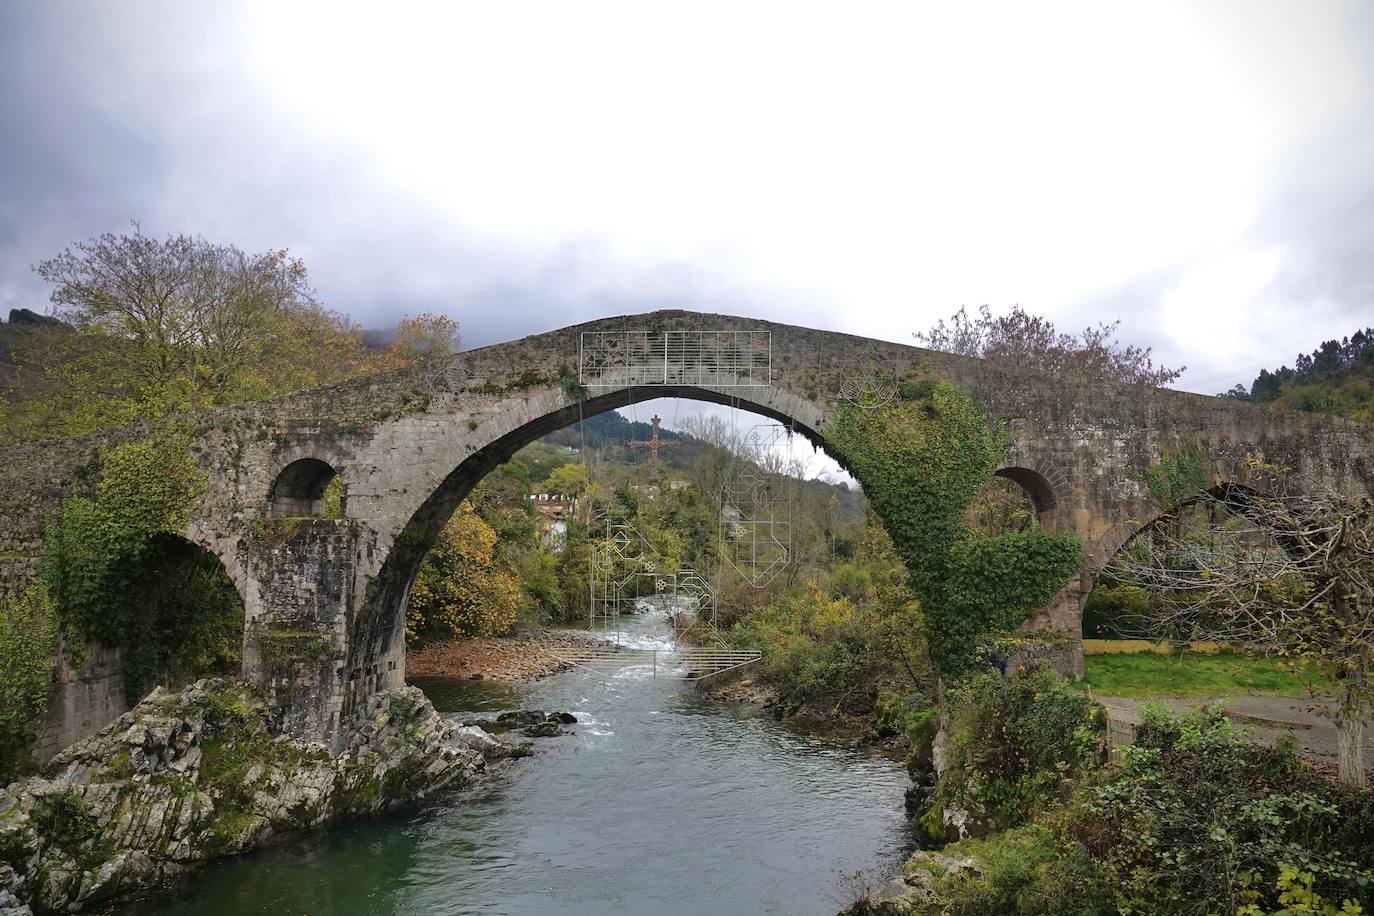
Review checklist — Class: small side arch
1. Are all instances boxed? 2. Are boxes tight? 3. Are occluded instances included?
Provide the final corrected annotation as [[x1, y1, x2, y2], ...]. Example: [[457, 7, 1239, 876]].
[[268, 458, 345, 517], [991, 463, 1063, 530]]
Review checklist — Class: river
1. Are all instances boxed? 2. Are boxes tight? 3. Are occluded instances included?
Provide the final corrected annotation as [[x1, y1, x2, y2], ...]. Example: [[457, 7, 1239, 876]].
[[117, 610, 916, 915]]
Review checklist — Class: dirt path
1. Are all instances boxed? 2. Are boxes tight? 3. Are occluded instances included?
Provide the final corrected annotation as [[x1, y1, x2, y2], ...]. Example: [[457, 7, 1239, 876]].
[[1097, 693, 1374, 777], [407, 629, 608, 682]]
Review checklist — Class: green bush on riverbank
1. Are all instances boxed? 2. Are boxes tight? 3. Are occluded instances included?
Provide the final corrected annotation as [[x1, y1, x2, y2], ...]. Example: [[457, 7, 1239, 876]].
[[891, 670, 1374, 916], [919, 667, 1104, 840], [727, 522, 933, 717]]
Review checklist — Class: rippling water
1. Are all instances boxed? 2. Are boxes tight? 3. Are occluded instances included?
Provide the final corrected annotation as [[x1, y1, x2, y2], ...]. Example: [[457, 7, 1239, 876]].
[[119, 614, 915, 915]]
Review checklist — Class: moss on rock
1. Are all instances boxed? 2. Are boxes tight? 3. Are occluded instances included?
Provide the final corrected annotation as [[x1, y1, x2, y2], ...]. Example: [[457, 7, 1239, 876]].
[[0, 678, 512, 913]]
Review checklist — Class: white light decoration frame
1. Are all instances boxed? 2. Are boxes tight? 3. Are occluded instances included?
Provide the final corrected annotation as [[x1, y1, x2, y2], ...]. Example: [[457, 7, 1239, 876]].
[[587, 511, 655, 631], [580, 330, 771, 388], [587, 506, 721, 642], [422, 354, 467, 396], [718, 424, 793, 588], [837, 343, 898, 409]]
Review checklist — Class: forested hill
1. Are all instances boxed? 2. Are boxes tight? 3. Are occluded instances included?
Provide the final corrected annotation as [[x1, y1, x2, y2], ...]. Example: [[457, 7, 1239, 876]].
[[1221, 326, 1374, 422], [544, 410, 687, 458], [540, 409, 867, 523]]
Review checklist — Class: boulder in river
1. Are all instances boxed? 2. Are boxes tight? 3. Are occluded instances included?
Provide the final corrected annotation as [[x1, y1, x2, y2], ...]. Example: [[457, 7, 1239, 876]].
[[496, 710, 546, 727], [462, 719, 505, 734], [547, 712, 578, 724], [521, 721, 563, 738]]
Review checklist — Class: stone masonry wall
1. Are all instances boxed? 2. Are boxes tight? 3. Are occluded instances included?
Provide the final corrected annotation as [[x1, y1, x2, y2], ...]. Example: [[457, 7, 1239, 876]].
[[32, 639, 127, 763]]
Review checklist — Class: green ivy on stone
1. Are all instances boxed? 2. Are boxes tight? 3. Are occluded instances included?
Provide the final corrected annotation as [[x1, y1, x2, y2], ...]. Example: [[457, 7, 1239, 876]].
[[41, 429, 243, 703], [825, 379, 1082, 678], [0, 582, 59, 777], [1140, 443, 1211, 507]]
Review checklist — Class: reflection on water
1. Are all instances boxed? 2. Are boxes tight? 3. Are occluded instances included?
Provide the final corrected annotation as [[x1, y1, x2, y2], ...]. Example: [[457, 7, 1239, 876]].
[[119, 612, 915, 916]]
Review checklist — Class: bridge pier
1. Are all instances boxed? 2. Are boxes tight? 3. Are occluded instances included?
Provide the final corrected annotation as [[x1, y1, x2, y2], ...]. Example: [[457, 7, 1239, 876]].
[[1020, 575, 1090, 679], [240, 518, 362, 746]]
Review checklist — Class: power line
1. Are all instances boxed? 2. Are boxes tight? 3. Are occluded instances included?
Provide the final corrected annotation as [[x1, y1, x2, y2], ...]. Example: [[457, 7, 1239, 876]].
[[1180, 354, 1299, 391]]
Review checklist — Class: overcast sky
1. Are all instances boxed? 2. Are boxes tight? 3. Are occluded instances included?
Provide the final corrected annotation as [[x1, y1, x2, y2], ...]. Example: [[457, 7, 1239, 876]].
[[3, 1, 1372, 459]]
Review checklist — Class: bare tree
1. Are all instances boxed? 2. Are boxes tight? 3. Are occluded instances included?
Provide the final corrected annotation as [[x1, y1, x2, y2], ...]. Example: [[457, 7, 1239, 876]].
[[915, 305, 1185, 387], [1106, 461, 1373, 786], [677, 414, 747, 501]]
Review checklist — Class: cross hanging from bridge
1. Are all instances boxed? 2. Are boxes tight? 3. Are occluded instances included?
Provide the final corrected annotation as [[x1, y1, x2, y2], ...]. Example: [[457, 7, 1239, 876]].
[[627, 415, 677, 485]]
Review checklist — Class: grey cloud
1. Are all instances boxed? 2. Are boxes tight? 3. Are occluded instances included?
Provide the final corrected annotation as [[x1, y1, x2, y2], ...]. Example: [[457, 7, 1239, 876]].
[[2, 0, 1371, 400]]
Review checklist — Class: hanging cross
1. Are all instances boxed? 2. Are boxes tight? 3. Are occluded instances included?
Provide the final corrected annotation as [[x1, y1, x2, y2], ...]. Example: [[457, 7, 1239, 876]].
[[627, 415, 678, 485]]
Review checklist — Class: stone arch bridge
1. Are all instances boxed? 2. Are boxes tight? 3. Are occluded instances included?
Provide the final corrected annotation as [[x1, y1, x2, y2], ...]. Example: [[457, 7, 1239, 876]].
[[2, 311, 1371, 753]]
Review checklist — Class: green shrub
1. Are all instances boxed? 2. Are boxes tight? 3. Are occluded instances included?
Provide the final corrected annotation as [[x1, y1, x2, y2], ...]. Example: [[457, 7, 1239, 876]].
[[31, 789, 99, 846], [729, 573, 928, 714], [0, 583, 58, 779], [926, 823, 1115, 915], [926, 665, 1105, 836], [1077, 706, 1374, 913], [924, 703, 1374, 914]]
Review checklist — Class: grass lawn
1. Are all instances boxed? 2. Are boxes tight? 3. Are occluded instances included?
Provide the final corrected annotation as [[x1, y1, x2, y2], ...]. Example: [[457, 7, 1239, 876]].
[[1080, 651, 1325, 698]]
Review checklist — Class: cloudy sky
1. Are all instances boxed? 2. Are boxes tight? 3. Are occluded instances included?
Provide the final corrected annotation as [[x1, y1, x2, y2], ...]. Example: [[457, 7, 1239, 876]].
[[3, 1, 1372, 449]]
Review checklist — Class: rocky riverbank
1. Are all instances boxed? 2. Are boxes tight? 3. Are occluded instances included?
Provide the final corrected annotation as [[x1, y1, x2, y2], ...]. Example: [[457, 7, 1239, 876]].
[[701, 674, 912, 757], [0, 678, 514, 914], [407, 628, 607, 682]]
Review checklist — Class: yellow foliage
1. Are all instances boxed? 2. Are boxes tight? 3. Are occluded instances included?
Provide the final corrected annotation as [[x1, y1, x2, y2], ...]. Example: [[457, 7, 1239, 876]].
[[405, 501, 521, 641]]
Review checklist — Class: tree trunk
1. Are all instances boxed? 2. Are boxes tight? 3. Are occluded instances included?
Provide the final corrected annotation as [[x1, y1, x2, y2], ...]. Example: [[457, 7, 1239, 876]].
[[1337, 713, 1366, 789], [1337, 661, 1367, 789]]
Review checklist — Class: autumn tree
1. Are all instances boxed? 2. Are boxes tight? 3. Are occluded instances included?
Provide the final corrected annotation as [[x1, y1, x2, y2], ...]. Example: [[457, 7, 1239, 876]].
[[3, 225, 385, 440], [389, 312, 462, 363], [915, 305, 1184, 386], [1106, 458, 1374, 787], [545, 461, 590, 499], [544, 461, 593, 525], [405, 500, 522, 641]]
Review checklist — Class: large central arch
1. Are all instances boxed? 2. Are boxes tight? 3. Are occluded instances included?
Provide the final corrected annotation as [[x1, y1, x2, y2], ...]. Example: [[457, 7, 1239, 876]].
[[346, 382, 839, 727]]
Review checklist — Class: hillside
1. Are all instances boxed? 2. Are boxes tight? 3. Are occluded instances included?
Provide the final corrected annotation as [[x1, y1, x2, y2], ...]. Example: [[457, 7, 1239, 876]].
[[1222, 327, 1374, 422], [536, 408, 867, 523], [0, 308, 70, 401]]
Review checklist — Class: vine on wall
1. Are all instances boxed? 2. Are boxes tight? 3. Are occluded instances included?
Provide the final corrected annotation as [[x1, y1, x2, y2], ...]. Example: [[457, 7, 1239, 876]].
[[41, 431, 243, 702], [0, 583, 59, 775], [825, 378, 1082, 677], [1140, 443, 1211, 506]]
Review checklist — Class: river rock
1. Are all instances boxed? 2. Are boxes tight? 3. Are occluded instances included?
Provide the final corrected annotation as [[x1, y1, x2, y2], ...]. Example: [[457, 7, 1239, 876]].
[[521, 721, 563, 738], [0, 678, 514, 914], [547, 712, 577, 724], [462, 719, 505, 734], [838, 850, 985, 915], [496, 710, 546, 727]]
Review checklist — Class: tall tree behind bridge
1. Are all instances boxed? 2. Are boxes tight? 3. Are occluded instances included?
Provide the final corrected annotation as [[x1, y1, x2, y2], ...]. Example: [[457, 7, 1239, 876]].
[[915, 305, 1184, 386], [2, 226, 417, 442]]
